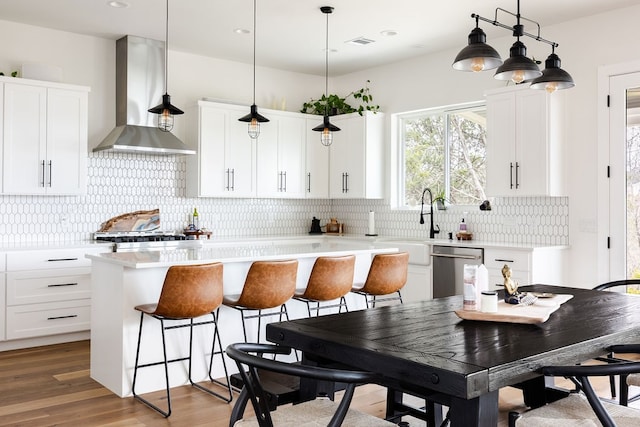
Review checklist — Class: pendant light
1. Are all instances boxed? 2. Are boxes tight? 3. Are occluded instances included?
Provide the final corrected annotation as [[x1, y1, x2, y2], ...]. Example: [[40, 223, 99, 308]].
[[148, 0, 183, 132], [312, 6, 340, 147], [529, 47, 575, 93], [452, 16, 502, 72], [453, 0, 573, 90], [238, 0, 269, 139]]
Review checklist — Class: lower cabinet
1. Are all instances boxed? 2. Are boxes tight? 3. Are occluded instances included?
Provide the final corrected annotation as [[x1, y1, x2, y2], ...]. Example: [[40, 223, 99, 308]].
[[484, 247, 564, 290], [3, 246, 107, 342], [404, 264, 432, 303]]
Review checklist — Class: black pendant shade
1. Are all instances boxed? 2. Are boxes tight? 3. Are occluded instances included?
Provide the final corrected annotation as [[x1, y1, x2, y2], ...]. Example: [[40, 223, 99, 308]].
[[313, 6, 340, 147], [453, 1, 573, 91], [530, 52, 575, 93], [148, 0, 182, 132], [452, 26, 502, 72], [239, 0, 268, 140], [493, 40, 541, 83]]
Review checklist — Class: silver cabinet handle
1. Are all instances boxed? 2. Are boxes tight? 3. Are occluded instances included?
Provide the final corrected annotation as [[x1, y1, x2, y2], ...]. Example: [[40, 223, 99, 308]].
[[48, 160, 52, 187], [225, 168, 230, 191], [510, 162, 514, 189], [515, 162, 520, 189], [431, 253, 482, 260], [41, 160, 46, 187], [307, 172, 311, 193], [47, 258, 78, 262], [230, 168, 235, 191], [494, 258, 515, 263]]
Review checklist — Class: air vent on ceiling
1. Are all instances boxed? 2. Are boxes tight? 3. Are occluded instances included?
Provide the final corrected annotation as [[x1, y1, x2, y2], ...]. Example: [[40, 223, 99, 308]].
[[346, 37, 375, 46]]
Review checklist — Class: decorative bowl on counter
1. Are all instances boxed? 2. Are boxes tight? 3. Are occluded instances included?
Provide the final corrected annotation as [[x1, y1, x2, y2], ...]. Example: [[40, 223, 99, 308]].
[[456, 231, 473, 241]]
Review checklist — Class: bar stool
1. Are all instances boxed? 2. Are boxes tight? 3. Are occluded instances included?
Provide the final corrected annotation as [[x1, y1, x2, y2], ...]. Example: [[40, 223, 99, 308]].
[[131, 262, 232, 418], [293, 255, 355, 317], [223, 259, 298, 342], [351, 252, 409, 308]]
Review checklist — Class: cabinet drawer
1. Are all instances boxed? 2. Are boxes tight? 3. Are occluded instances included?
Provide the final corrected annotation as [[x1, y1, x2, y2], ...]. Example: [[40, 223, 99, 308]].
[[484, 249, 531, 271], [6, 299, 90, 339], [6, 267, 91, 305], [6, 248, 99, 271]]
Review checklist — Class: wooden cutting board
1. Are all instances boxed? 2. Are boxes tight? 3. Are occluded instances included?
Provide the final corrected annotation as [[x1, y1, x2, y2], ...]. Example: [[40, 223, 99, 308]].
[[455, 294, 573, 324]]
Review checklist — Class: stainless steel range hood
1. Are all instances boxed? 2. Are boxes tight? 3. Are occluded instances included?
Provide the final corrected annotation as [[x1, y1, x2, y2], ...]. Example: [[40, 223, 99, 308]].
[[94, 36, 195, 155]]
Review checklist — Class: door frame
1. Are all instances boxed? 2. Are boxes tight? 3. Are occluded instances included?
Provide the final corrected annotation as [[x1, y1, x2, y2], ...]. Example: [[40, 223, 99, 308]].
[[597, 60, 640, 282]]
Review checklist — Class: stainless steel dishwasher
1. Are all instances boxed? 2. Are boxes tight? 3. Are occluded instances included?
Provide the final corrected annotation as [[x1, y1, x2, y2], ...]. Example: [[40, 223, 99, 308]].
[[431, 245, 484, 298]]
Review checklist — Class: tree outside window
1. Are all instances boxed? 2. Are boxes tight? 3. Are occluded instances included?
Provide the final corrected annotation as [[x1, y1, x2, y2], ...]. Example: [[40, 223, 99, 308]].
[[401, 104, 487, 207]]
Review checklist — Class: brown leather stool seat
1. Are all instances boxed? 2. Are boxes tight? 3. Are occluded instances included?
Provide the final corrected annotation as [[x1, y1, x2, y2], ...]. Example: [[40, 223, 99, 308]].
[[223, 259, 298, 342], [293, 255, 355, 317], [132, 262, 232, 418], [351, 252, 409, 308]]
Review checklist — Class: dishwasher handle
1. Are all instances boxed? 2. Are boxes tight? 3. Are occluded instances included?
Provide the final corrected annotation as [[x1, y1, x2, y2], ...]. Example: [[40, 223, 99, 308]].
[[431, 253, 482, 260]]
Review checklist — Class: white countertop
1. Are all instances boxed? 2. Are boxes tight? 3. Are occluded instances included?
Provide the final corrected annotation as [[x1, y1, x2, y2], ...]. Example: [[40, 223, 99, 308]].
[[86, 240, 397, 269]]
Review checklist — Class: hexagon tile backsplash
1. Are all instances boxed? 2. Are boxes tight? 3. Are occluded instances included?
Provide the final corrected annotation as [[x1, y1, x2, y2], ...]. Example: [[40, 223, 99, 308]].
[[0, 152, 569, 245]]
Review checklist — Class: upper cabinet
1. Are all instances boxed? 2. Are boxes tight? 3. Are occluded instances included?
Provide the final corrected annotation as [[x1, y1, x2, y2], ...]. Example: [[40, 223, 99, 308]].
[[329, 111, 385, 199], [485, 85, 564, 197], [186, 101, 385, 200], [256, 111, 306, 198], [186, 101, 255, 198], [305, 118, 330, 199], [2, 77, 89, 195]]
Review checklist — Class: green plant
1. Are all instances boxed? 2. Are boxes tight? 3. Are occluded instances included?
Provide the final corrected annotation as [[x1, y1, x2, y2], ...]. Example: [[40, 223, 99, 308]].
[[433, 188, 447, 210], [0, 71, 19, 77], [300, 80, 380, 116]]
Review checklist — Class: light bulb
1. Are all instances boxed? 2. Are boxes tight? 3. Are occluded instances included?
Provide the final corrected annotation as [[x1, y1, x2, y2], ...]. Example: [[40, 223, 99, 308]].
[[511, 70, 526, 84], [321, 128, 333, 146], [158, 109, 173, 132], [470, 57, 485, 72], [248, 118, 260, 139], [545, 82, 558, 94]]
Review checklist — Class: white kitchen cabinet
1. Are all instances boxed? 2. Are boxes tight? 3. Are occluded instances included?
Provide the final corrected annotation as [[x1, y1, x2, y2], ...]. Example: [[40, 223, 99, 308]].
[[305, 118, 330, 198], [0, 253, 5, 342], [404, 264, 432, 303], [2, 77, 89, 195], [485, 85, 564, 196], [186, 101, 255, 198], [484, 247, 564, 291], [4, 246, 106, 341], [329, 111, 384, 199], [256, 110, 306, 198]]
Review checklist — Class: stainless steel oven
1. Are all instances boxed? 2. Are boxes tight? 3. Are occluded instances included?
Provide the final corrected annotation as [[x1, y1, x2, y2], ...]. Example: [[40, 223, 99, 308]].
[[431, 245, 484, 298]]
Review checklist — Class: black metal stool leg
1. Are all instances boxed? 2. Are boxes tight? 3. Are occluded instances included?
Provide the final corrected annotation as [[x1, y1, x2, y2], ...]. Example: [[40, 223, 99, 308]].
[[132, 314, 172, 418], [188, 313, 233, 402]]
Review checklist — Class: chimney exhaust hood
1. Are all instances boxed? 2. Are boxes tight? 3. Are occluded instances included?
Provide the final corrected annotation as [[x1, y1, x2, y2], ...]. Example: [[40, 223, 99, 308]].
[[93, 36, 195, 155]]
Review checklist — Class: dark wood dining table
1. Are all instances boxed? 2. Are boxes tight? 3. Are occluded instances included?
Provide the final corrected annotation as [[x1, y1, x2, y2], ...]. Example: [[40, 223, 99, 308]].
[[266, 284, 640, 426]]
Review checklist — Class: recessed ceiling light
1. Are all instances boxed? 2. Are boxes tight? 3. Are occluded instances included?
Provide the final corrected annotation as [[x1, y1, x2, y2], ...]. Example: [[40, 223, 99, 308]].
[[107, 1, 129, 8], [380, 30, 398, 37], [234, 28, 251, 35]]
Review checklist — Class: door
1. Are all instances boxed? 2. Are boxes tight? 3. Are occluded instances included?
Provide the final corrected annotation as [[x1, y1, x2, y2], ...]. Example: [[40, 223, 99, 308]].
[[47, 88, 87, 194], [608, 72, 640, 284], [3, 83, 47, 194]]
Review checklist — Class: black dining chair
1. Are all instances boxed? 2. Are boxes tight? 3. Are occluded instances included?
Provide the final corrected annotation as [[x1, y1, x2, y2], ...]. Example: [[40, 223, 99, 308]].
[[225, 342, 397, 427], [508, 345, 640, 426], [593, 279, 640, 405]]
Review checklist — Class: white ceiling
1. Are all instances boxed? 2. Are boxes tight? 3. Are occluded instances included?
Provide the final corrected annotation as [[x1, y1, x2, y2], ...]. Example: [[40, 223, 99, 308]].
[[0, 0, 638, 76]]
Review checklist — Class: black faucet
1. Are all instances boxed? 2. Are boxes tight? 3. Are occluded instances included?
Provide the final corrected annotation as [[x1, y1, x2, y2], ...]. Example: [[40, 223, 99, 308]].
[[420, 188, 440, 239]]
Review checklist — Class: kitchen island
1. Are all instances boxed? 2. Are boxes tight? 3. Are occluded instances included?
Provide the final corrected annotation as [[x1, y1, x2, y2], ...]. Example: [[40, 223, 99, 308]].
[[86, 238, 398, 397]]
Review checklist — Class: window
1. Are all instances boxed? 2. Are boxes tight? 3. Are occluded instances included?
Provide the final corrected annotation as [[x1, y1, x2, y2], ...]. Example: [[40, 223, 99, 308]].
[[399, 103, 487, 208]]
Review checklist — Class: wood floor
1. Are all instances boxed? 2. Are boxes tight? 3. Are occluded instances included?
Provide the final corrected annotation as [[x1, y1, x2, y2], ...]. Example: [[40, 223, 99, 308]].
[[0, 340, 629, 426]]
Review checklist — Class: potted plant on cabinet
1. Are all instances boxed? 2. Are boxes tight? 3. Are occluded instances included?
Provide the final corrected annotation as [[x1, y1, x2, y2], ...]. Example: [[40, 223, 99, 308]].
[[300, 80, 380, 116]]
